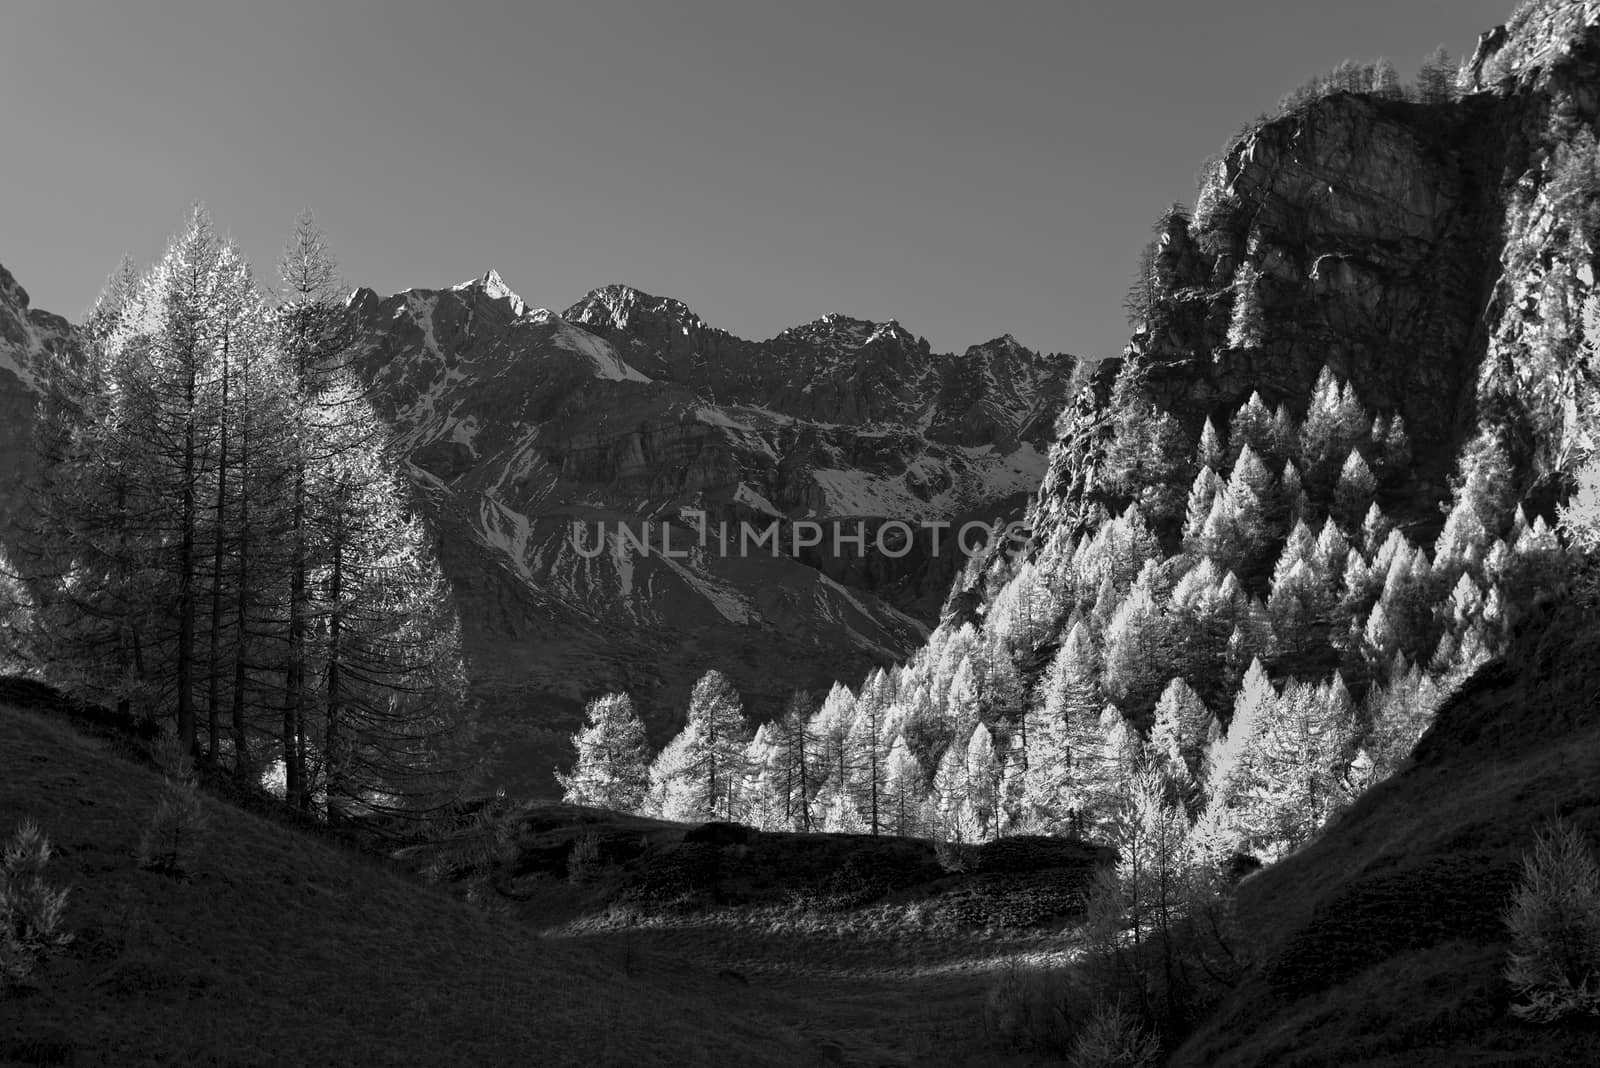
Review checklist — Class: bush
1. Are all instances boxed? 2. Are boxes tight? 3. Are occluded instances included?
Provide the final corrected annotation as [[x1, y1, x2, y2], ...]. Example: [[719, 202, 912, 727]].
[[1068, 1002, 1161, 1067], [935, 837, 974, 874], [1504, 820, 1600, 1023], [1, 819, 73, 989], [567, 831, 601, 885], [137, 729, 208, 874], [982, 962, 1089, 1054]]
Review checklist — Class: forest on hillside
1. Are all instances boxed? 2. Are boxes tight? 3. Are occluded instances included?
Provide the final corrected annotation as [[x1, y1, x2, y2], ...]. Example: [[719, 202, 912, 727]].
[[0, 208, 477, 825]]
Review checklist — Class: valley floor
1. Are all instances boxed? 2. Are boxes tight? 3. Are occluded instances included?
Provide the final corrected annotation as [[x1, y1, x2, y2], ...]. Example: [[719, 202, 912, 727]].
[[0, 702, 1079, 1067]]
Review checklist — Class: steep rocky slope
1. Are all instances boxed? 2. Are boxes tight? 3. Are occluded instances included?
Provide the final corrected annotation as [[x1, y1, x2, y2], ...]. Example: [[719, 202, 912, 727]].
[[998, 1, 1600, 597], [956, 0, 1600, 1061], [344, 274, 1077, 791], [1173, 595, 1600, 1066], [0, 265, 76, 544]]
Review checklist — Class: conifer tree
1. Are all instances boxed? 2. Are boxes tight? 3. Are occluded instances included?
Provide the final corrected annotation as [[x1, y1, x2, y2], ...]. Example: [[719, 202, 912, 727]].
[[1070, 705, 1143, 835], [812, 681, 859, 800], [1300, 367, 1371, 495], [681, 669, 752, 821], [1020, 685, 1076, 833], [1371, 57, 1403, 99], [1150, 676, 1212, 782], [882, 736, 924, 837], [1361, 501, 1395, 556], [1333, 449, 1378, 530], [1182, 466, 1225, 554], [1417, 46, 1457, 104], [1227, 261, 1266, 349], [644, 729, 700, 821], [557, 693, 651, 812], [927, 736, 970, 842], [1253, 678, 1349, 852], [1228, 393, 1277, 464], [1041, 620, 1102, 728], [847, 671, 897, 834], [770, 690, 820, 830], [964, 722, 1002, 840], [1103, 579, 1172, 721], [1197, 418, 1226, 474]]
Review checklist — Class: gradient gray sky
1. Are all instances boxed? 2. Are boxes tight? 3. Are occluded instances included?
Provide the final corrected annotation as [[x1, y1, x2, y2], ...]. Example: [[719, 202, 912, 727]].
[[1, 0, 1512, 359]]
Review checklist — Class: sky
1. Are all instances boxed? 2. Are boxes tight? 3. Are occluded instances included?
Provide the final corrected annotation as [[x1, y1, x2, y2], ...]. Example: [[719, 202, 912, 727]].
[[1, 0, 1514, 361]]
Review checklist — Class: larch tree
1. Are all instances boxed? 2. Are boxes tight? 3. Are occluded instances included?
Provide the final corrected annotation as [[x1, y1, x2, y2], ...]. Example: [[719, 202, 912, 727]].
[[1020, 689, 1075, 833], [557, 693, 651, 813], [1333, 449, 1378, 530], [770, 690, 820, 831], [1150, 677, 1212, 784], [22, 259, 154, 719], [1226, 261, 1266, 349], [1371, 57, 1404, 98], [1252, 678, 1350, 853], [847, 670, 897, 834], [681, 669, 752, 821], [276, 210, 356, 807], [963, 722, 1002, 840], [1042, 620, 1103, 728], [1416, 46, 1457, 104], [882, 735, 925, 837], [1228, 392, 1277, 465], [115, 206, 226, 756], [1197, 418, 1226, 474]]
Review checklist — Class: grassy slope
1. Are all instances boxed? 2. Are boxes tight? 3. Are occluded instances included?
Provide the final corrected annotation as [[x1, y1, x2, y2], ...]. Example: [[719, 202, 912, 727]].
[[1174, 602, 1600, 1067], [0, 703, 820, 1068], [404, 802, 1113, 1065]]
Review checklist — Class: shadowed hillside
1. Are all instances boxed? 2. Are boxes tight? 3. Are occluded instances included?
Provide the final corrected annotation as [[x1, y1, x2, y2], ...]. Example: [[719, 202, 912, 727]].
[[0, 701, 819, 1067], [1173, 595, 1600, 1066]]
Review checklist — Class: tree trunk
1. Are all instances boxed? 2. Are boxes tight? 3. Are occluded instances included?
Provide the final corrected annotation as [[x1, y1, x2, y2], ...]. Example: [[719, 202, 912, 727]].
[[207, 333, 229, 762], [177, 363, 197, 755], [323, 500, 345, 823]]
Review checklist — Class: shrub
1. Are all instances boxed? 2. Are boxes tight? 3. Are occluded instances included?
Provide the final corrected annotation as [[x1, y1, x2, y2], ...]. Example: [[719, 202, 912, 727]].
[[935, 837, 974, 874], [984, 962, 1075, 1053], [1504, 820, 1600, 1023], [1068, 1002, 1161, 1067], [137, 729, 209, 874], [567, 831, 601, 885], [1, 819, 73, 988]]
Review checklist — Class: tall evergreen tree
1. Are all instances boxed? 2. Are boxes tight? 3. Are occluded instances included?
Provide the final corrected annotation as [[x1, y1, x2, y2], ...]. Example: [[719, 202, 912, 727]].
[[681, 669, 752, 821], [557, 693, 651, 812]]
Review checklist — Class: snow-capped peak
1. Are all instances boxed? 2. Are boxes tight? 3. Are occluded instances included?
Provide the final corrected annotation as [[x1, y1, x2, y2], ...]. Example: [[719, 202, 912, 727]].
[[453, 269, 527, 317], [563, 283, 706, 334]]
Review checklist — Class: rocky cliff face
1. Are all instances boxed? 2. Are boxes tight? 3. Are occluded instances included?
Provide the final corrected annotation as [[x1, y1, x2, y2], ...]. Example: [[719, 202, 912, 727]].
[[564, 284, 1072, 448], [1019, 0, 1600, 580], [345, 274, 1077, 791], [0, 266, 77, 543]]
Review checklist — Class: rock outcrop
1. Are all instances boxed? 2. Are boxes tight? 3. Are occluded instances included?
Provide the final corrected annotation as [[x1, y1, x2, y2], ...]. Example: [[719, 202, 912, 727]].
[[0, 265, 77, 543], [1022, 0, 1600, 572]]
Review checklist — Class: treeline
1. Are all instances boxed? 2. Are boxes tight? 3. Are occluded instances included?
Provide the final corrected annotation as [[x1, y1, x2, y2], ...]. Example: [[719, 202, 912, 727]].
[[1277, 46, 1461, 115], [561, 363, 1569, 866], [2, 207, 474, 824]]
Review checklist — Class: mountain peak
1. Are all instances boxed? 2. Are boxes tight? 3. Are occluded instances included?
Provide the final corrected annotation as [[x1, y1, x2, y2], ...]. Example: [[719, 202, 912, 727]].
[[966, 333, 1030, 359], [563, 283, 706, 334], [774, 313, 914, 349], [453, 269, 526, 316]]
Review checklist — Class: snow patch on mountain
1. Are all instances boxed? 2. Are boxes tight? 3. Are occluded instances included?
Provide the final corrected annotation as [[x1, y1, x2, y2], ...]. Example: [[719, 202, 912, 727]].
[[734, 483, 784, 517], [454, 269, 527, 316], [547, 320, 652, 383]]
